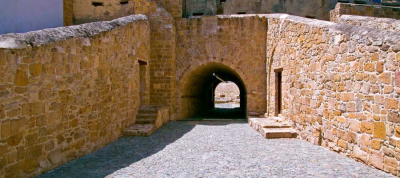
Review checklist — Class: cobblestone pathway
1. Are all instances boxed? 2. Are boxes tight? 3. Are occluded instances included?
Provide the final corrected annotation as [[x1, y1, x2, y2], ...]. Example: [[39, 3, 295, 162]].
[[38, 120, 394, 178]]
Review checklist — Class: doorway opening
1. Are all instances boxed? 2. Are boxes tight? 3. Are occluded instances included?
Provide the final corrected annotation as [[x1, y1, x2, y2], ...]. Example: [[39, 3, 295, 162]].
[[214, 82, 240, 109]]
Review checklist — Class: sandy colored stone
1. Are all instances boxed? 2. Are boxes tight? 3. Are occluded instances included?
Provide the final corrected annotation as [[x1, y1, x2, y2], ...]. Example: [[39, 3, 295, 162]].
[[15, 69, 29, 86], [361, 121, 373, 134], [374, 122, 386, 140]]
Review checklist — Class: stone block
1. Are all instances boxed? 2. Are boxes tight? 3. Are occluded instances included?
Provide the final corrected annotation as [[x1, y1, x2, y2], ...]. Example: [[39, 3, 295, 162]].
[[384, 156, 397, 169], [388, 111, 400, 123], [47, 149, 61, 165], [395, 71, 400, 87], [361, 121, 373, 134], [374, 122, 386, 140], [371, 139, 382, 150], [15, 69, 29, 86], [370, 150, 384, 170], [29, 63, 42, 77], [385, 98, 398, 110]]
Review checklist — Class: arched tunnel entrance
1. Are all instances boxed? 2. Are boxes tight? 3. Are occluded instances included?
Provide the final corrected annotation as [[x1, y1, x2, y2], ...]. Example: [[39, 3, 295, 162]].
[[179, 62, 247, 119]]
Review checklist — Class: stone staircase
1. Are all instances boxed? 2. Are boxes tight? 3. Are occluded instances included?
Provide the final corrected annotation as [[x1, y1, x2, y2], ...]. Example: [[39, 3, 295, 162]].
[[249, 116, 297, 139], [123, 106, 169, 136]]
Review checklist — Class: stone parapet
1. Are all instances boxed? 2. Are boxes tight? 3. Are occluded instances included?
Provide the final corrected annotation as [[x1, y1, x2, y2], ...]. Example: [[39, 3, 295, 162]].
[[0, 15, 150, 177], [330, 3, 400, 22], [339, 15, 400, 32]]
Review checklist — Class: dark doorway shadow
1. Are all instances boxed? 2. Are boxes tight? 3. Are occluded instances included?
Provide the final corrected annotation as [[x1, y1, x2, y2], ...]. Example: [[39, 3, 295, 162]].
[[37, 122, 196, 178]]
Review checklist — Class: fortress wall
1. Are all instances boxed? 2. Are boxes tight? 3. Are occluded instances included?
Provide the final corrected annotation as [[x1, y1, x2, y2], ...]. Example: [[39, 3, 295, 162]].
[[73, 0, 135, 24], [133, 0, 177, 119], [0, 15, 150, 177], [339, 15, 400, 32], [63, 0, 75, 26], [175, 15, 267, 119], [266, 14, 400, 176], [330, 3, 400, 22]]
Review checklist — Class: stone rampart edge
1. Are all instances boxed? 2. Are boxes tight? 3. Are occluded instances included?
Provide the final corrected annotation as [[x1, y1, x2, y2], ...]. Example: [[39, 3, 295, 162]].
[[0, 14, 148, 49]]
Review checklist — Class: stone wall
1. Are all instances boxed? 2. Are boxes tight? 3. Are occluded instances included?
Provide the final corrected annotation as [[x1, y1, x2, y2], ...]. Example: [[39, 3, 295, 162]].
[[330, 3, 400, 22], [339, 15, 400, 32], [266, 14, 400, 176], [63, 0, 74, 26], [175, 15, 267, 119], [183, 0, 337, 20], [0, 15, 150, 177], [134, 0, 177, 119], [73, 0, 135, 24]]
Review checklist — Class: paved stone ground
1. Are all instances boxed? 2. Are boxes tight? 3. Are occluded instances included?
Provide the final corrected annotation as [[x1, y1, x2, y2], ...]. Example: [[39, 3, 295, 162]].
[[38, 120, 394, 178]]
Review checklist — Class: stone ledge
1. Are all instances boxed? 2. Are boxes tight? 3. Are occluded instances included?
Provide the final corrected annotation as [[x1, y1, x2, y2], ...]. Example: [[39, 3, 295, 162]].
[[0, 14, 148, 49]]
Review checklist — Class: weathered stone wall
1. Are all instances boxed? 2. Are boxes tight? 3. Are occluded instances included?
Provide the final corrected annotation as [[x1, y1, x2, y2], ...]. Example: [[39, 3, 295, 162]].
[[183, 0, 338, 20], [134, 0, 177, 119], [266, 14, 400, 176], [175, 15, 267, 119], [63, 0, 74, 26], [0, 15, 150, 177], [73, 0, 135, 24], [339, 15, 400, 32], [330, 3, 400, 22]]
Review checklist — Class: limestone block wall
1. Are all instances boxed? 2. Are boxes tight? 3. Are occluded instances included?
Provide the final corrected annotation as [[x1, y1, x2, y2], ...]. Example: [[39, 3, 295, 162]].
[[339, 15, 400, 32], [266, 14, 400, 176], [73, 0, 135, 24], [0, 15, 150, 177], [330, 3, 400, 22], [175, 15, 267, 119], [63, 0, 74, 26], [134, 0, 177, 119]]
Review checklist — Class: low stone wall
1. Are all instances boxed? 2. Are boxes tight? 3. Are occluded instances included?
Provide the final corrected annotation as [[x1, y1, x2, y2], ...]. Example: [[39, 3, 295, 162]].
[[330, 3, 400, 22], [266, 14, 400, 176], [0, 15, 150, 177], [339, 15, 400, 32]]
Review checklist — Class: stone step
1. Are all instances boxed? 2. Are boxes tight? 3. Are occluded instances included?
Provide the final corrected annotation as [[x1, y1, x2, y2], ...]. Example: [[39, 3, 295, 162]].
[[261, 128, 298, 139], [138, 109, 158, 114], [123, 124, 156, 136], [135, 118, 157, 124], [249, 117, 298, 139], [136, 114, 158, 119]]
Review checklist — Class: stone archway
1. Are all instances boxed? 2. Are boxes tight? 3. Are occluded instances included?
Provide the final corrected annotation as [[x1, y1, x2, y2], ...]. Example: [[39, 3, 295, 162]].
[[177, 62, 248, 119]]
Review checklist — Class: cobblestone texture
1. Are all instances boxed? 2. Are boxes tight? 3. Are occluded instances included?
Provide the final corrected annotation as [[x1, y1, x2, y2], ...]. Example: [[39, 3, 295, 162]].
[[38, 121, 393, 178]]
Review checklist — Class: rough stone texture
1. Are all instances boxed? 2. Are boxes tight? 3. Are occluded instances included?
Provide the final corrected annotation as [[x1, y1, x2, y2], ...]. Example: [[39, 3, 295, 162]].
[[73, 0, 135, 24], [0, 15, 150, 177], [134, 0, 177, 119], [184, 0, 387, 20], [339, 15, 400, 32], [175, 15, 267, 119], [63, 0, 74, 26], [37, 121, 393, 178], [266, 13, 400, 176], [330, 3, 400, 22]]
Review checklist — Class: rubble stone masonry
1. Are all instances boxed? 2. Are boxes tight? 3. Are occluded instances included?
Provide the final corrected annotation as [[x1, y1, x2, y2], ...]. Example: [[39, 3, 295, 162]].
[[339, 15, 400, 32], [266, 14, 400, 176], [0, 15, 150, 177]]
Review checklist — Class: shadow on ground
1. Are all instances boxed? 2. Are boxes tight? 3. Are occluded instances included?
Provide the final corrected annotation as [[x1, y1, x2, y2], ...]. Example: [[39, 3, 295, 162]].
[[37, 122, 197, 178], [37, 118, 247, 178]]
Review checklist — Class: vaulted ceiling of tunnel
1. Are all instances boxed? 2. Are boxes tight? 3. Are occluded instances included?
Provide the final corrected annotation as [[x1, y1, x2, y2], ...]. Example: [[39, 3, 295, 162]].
[[182, 62, 246, 97]]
